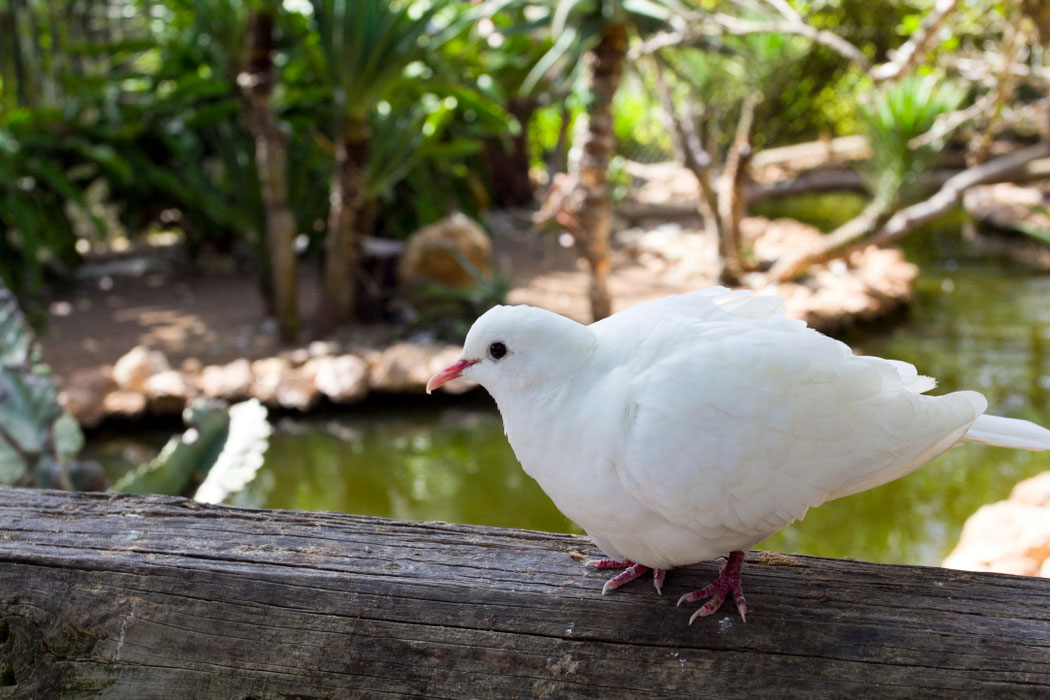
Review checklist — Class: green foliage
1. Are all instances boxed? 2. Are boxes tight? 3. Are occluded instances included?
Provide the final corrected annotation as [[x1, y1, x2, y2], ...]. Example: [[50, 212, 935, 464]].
[[858, 74, 967, 201], [0, 109, 106, 305], [0, 287, 82, 488], [309, 0, 471, 130], [613, 74, 673, 162], [516, 0, 688, 94], [111, 398, 271, 502]]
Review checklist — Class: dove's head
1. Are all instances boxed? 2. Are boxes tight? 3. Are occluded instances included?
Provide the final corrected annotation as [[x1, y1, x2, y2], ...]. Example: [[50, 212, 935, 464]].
[[427, 305, 597, 397]]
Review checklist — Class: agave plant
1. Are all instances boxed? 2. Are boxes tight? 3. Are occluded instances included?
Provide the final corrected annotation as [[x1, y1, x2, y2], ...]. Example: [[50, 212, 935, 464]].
[[858, 74, 967, 204], [0, 288, 83, 488], [0, 284, 272, 501], [111, 398, 272, 503]]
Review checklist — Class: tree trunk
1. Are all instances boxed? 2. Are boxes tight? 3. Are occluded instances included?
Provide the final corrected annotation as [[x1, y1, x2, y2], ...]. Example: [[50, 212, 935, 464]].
[[239, 7, 299, 342], [545, 100, 572, 186], [483, 98, 536, 208], [317, 121, 369, 333], [8, 0, 33, 107], [716, 94, 759, 284], [567, 22, 628, 321]]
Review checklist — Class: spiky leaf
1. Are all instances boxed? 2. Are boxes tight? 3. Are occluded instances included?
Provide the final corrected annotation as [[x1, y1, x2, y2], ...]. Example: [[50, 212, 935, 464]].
[[194, 399, 271, 504]]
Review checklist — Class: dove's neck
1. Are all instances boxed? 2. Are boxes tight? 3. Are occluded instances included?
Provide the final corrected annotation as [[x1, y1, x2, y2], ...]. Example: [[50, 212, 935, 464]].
[[486, 329, 602, 482]]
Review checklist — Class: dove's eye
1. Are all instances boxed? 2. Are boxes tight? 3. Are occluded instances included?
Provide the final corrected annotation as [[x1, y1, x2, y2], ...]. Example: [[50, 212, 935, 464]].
[[489, 342, 508, 360]]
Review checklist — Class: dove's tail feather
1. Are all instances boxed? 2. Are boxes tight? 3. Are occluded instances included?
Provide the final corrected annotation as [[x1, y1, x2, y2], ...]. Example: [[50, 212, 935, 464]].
[[963, 414, 1050, 450]]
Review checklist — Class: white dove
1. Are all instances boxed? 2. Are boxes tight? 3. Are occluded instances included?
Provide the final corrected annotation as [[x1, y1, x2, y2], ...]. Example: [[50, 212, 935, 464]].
[[426, 287, 1050, 623]]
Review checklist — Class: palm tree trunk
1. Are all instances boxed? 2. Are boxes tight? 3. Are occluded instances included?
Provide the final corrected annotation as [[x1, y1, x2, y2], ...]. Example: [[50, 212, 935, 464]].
[[482, 97, 536, 207], [317, 120, 369, 332], [568, 22, 627, 321], [240, 7, 299, 342]]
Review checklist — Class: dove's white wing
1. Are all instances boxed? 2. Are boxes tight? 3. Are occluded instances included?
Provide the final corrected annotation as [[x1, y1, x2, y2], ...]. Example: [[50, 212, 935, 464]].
[[590, 291, 985, 567]]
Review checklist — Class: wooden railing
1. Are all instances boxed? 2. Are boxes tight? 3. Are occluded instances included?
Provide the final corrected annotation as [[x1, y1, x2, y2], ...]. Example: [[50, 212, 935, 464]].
[[1, 488, 1049, 698]]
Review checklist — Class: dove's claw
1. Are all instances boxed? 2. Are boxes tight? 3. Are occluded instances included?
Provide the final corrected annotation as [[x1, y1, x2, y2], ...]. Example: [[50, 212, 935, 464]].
[[585, 558, 633, 569], [585, 558, 667, 595], [679, 550, 747, 623], [601, 562, 650, 594]]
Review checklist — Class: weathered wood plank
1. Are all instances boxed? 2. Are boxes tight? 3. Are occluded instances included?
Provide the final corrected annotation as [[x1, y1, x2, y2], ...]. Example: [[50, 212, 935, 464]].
[[1, 488, 1049, 698]]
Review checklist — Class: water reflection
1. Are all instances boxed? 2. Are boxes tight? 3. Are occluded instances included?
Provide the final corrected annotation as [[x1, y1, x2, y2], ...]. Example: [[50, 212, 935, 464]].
[[83, 251, 1050, 567], [760, 259, 1050, 564], [237, 401, 578, 535]]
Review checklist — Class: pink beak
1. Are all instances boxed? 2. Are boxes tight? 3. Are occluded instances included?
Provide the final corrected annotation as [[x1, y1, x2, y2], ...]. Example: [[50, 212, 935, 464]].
[[426, 359, 477, 394]]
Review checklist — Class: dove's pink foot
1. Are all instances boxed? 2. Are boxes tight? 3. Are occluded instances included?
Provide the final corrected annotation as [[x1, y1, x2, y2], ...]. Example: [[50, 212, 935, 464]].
[[585, 558, 667, 594], [677, 550, 748, 624]]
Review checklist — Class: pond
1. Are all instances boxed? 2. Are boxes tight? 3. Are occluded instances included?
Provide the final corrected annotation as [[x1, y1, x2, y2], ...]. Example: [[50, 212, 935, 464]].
[[84, 215, 1050, 567]]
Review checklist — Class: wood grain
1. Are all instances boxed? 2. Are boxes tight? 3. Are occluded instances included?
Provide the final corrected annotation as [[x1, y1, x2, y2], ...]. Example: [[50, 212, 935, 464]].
[[1, 487, 1049, 698]]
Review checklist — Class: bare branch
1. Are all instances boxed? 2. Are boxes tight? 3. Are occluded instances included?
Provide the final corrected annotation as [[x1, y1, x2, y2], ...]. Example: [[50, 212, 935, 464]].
[[871, 0, 961, 83], [633, 15, 871, 68], [908, 93, 997, 150], [651, 58, 724, 246], [872, 143, 1050, 245], [970, 23, 1028, 165], [761, 0, 803, 24], [767, 143, 1050, 282]]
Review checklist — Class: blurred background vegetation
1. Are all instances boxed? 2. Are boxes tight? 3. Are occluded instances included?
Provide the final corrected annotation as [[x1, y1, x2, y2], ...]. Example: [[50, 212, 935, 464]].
[[4, 0, 1046, 325], [3, 0, 1050, 567]]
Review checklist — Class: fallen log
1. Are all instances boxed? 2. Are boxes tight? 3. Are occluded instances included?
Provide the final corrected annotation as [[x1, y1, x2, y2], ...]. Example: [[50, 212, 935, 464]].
[[2, 488, 1050, 698]]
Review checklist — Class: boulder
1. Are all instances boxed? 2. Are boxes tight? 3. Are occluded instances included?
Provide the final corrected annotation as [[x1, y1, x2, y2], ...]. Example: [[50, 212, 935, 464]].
[[200, 359, 254, 401], [274, 365, 321, 411], [112, 346, 170, 392], [1011, 470, 1050, 508], [250, 356, 322, 410], [60, 367, 117, 428], [251, 357, 292, 405], [307, 355, 369, 404], [370, 343, 472, 394], [102, 390, 147, 419], [944, 471, 1050, 577], [143, 370, 196, 415], [398, 213, 492, 288]]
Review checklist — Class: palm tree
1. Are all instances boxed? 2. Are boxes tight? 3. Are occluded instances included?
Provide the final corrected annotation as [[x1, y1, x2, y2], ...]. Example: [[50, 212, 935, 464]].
[[310, 0, 462, 332], [526, 0, 687, 320], [239, 1, 299, 341]]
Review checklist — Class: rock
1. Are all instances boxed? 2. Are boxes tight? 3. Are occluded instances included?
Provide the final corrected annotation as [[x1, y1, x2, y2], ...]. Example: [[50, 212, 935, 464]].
[[250, 356, 322, 410], [307, 355, 369, 404], [200, 359, 254, 401], [275, 366, 321, 411], [112, 346, 171, 392], [943, 470, 1050, 577], [279, 348, 311, 367], [60, 367, 117, 428], [308, 340, 339, 358], [370, 342, 472, 394], [251, 357, 291, 405], [143, 370, 196, 415], [102, 390, 147, 419], [1012, 471, 1050, 508], [398, 213, 492, 288], [180, 357, 203, 374]]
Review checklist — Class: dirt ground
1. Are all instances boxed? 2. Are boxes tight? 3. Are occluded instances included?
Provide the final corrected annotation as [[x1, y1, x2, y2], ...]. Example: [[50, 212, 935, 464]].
[[40, 214, 917, 388], [39, 224, 703, 382]]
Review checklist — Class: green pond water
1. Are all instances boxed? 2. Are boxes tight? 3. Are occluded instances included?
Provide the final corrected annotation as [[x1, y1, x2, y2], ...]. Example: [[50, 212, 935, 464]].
[[85, 202, 1050, 567]]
